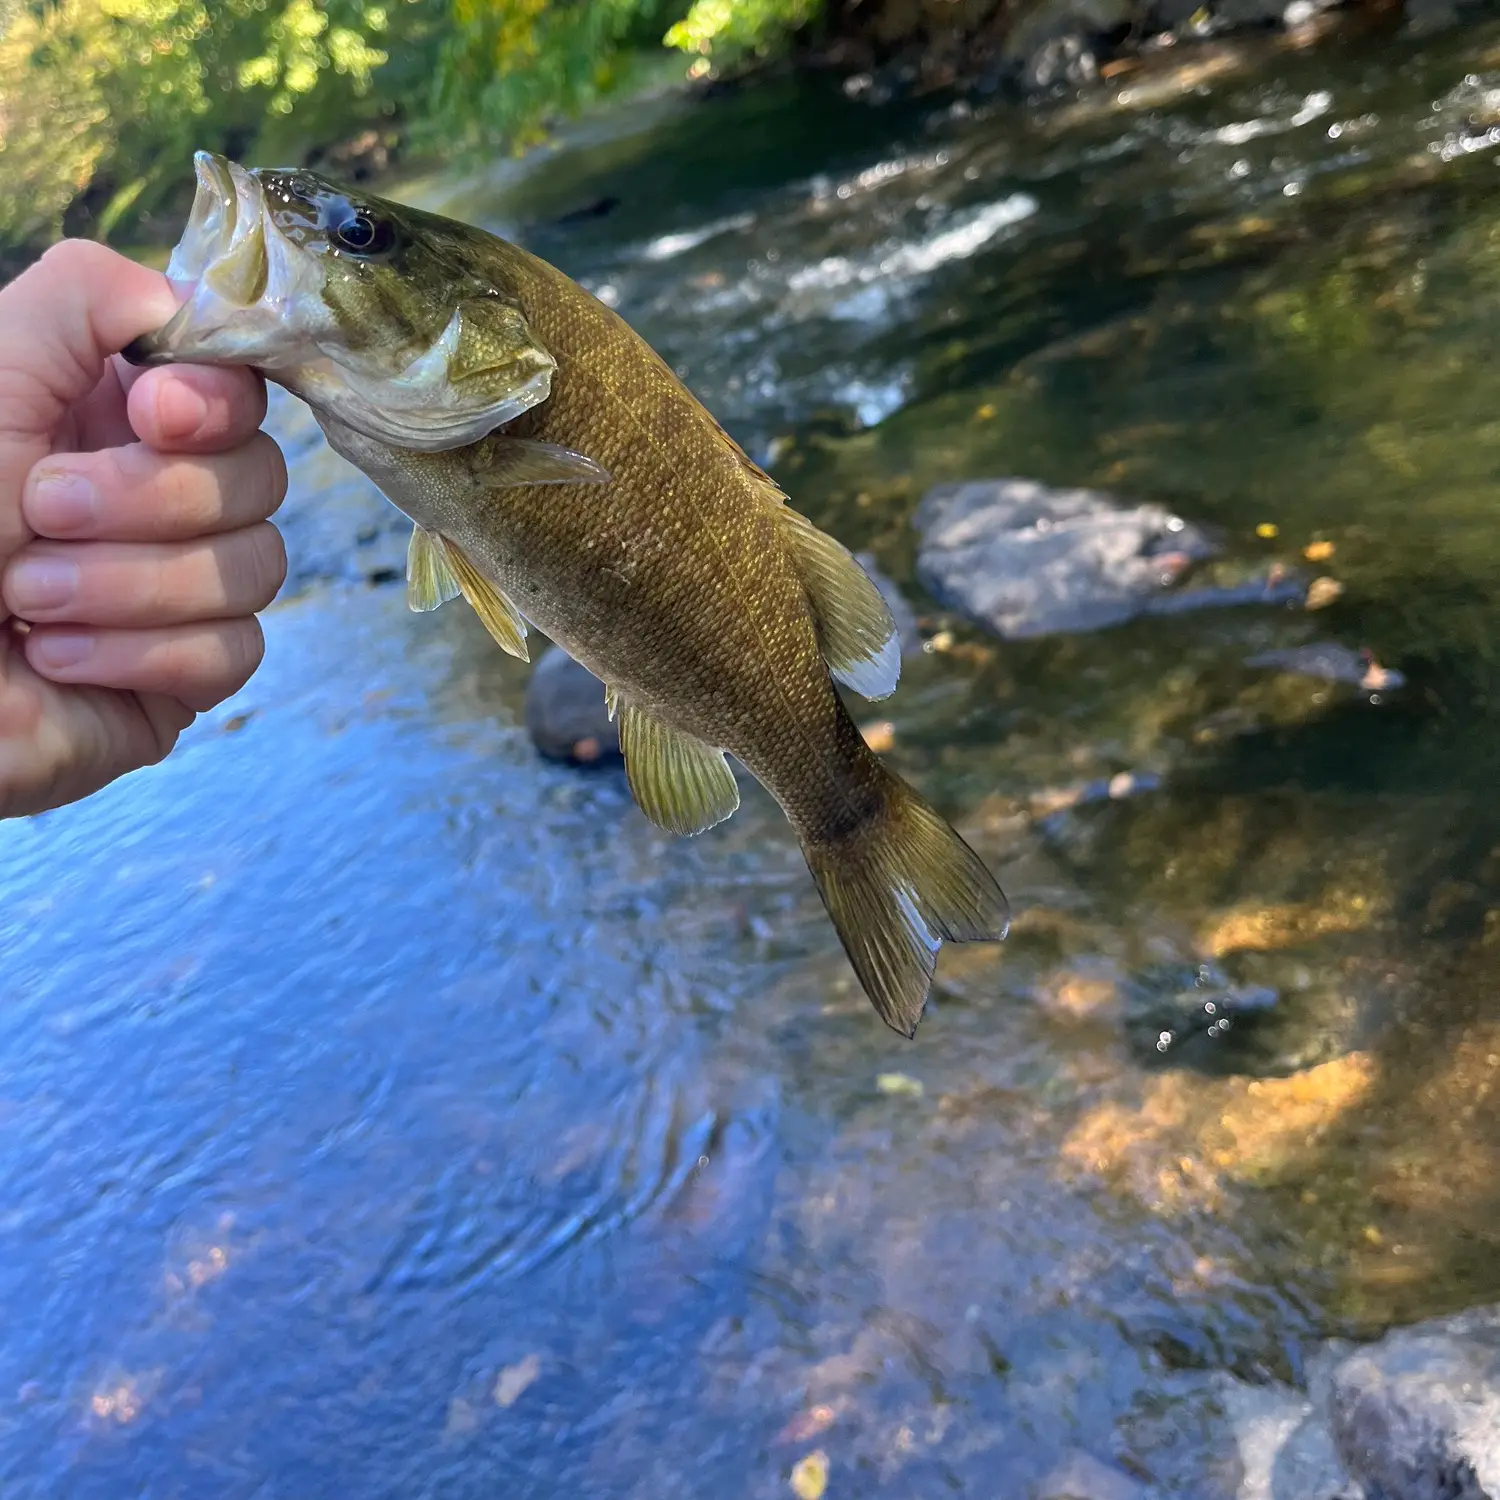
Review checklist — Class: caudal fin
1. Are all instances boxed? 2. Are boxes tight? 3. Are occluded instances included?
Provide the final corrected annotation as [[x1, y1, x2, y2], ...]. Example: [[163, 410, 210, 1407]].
[[802, 767, 1009, 1037]]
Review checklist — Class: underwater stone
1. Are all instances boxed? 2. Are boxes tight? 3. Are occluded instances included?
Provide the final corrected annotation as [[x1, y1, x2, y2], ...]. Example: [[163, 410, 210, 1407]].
[[1037, 1449, 1148, 1500], [524, 645, 621, 765], [1330, 1307, 1500, 1500], [913, 477, 1218, 639], [1246, 643, 1405, 692]]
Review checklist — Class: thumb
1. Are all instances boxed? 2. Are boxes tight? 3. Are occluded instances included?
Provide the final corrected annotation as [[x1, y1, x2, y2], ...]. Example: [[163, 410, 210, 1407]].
[[0, 240, 178, 583]]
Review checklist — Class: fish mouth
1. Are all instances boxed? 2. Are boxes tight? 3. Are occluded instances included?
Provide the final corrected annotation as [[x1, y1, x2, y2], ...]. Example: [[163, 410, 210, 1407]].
[[121, 151, 554, 452], [123, 151, 279, 367]]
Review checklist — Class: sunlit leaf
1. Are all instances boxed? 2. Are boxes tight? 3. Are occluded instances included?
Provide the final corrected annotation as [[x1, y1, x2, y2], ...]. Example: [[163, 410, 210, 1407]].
[[789, 1449, 829, 1500]]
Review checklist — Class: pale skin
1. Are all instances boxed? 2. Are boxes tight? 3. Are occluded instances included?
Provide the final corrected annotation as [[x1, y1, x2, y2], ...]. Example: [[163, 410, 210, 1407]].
[[0, 240, 289, 820]]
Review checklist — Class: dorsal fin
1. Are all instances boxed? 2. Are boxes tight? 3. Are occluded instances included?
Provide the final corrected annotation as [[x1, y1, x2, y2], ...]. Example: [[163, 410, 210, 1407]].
[[705, 422, 900, 700], [707, 416, 789, 505], [776, 506, 900, 701]]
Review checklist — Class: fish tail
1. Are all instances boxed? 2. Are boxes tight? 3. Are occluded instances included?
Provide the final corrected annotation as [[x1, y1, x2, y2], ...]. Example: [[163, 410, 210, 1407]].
[[800, 759, 1009, 1038]]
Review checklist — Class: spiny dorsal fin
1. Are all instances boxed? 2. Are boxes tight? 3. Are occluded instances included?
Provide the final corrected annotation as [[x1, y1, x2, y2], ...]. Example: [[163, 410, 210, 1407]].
[[407, 525, 462, 613], [441, 537, 530, 661], [776, 507, 900, 701], [710, 419, 787, 506], [616, 699, 740, 836]]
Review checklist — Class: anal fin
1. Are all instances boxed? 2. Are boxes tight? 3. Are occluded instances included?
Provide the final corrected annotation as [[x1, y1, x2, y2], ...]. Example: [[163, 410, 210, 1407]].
[[616, 700, 739, 836], [407, 525, 462, 612], [442, 538, 530, 661]]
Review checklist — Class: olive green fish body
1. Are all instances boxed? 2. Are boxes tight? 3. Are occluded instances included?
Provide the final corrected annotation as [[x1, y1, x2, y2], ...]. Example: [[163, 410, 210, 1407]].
[[345, 238, 880, 842], [126, 154, 1010, 1035]]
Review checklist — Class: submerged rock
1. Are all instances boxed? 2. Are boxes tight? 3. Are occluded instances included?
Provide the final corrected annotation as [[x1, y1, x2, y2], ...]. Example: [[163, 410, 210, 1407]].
[[1219, 1307, 1500, 1500], [913, 478, 1301, 640], [1331, 1308, 1500, 1500], [1246, 643, 1406, 694], [914, 477, 1213, 638], [1121, 961, 1280, 1071], [1003, 0, 1131, 91], [524, 645, 620, 765], [1219, 1354, 1352, 1500], [1037, 1448, 1148, 1500]]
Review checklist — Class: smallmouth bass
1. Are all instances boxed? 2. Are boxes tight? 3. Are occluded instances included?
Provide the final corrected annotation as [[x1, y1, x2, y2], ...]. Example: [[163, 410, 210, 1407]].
[[126, 153, 1009, 1035]]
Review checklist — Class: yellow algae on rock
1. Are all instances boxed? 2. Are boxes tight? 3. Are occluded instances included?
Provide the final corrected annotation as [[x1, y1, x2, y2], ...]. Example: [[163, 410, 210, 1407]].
[[1037, 968, 1120, 1022], [1059, 1054, 1377, 1210], [1198, 892, 1376, 957]]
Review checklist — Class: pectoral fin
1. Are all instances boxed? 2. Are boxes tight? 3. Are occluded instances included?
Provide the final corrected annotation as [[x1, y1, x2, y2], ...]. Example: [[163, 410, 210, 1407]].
[[477, 439, 612, 488], [442, 539, 530, 661], [777, 506, 900, 701], [616, 700, 739, 836], [407, 526, 462, 612]]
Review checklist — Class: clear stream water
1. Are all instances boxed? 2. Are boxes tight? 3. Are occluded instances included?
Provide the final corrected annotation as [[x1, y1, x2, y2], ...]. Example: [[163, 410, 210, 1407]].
[[5, 20, 1500, 1497]]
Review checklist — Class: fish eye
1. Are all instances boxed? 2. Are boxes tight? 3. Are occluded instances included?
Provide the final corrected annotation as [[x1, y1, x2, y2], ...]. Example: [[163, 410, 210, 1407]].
[[330, 208, 395, 258]]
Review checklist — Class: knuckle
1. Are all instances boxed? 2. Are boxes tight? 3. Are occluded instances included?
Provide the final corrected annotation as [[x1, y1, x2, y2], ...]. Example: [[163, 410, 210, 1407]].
[[254, 432, 289, 513], [37, 239, 104, 280], [231, 522, 287, 606], [136, 554, 170, 620], [216, 616, 264, 693], [158, 455, 206, 525]]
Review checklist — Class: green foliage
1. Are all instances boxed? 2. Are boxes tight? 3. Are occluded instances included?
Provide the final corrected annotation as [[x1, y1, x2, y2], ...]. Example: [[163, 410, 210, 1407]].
[[425, 0, 663, 153], [0, 0, 821, 257], [424, 0, 821, 151], [0, 0, 423, 251], [665, 0, 820, 62]]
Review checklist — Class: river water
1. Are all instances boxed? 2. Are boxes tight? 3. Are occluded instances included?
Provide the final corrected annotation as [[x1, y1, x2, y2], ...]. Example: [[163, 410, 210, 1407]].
[[4, 19, 1500, 1498]]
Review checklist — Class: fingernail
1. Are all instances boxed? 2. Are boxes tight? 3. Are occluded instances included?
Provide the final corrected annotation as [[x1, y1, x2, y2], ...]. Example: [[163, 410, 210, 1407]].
[[26, 469, 97, 532], [8, 557, 78, 612], [30, 632, 93, 670], [157, 380, 210, 441]]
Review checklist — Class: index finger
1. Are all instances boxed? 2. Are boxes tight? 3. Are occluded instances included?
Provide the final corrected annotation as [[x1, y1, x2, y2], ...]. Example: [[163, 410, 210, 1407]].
[[125, 362, 269, 454], [0, 241, 178, 580]]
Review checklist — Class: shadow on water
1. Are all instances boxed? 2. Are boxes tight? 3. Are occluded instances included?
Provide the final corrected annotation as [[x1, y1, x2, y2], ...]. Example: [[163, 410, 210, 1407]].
[[7, 15, 1500, 1499]]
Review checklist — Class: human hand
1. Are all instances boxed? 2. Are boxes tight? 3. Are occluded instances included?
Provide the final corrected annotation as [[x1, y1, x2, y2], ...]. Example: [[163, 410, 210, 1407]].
[[0, 239, 288, 820]]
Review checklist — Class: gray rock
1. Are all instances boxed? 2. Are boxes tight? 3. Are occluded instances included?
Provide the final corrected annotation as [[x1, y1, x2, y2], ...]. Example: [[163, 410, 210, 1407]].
[[1036, 1448, 1147, 1500], [854, 550, 925, 659], [1330, 1308, 1500, 1500], [913, 478, 1218, 639], [1246, 643, 1406, 693], [524, 645, 620, 765], [1004, 0, 1131, 89], [1121, 960, 1279, 1070], [1023, 35, 1101, 90], [1218, 1350, 1358, 1500]]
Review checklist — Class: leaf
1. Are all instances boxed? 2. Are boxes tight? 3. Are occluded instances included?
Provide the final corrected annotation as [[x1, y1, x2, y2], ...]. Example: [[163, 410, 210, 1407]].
[[1305, 577, 1344, 610], [876, 1072, 923, 1098], [789, 1450, 829, 1500], [494, 1352, 542, 1408], [776, 1404, 838, 1444]]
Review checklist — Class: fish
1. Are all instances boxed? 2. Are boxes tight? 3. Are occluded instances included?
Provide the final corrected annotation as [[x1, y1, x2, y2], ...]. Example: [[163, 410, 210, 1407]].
[[124, 151, 1009, 1036]]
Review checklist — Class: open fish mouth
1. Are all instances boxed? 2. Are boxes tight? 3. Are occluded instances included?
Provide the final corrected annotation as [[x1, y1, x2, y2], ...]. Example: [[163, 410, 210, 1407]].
[[123, 151, 310, 369], [122, 150, 558, 452], [167, 151, 266, 292]]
